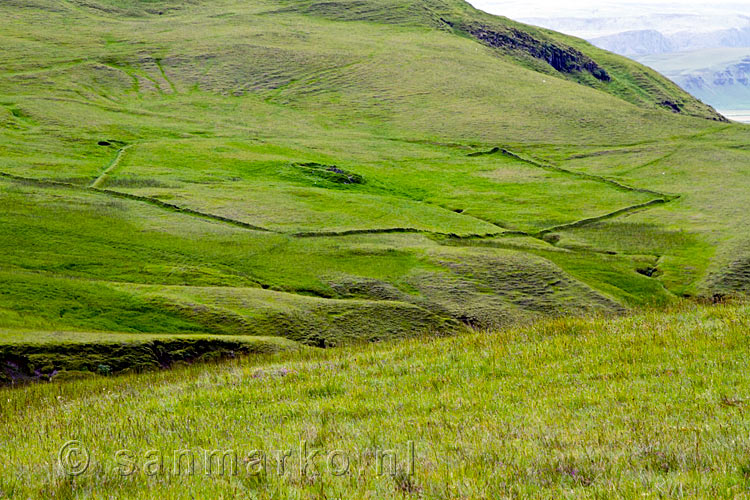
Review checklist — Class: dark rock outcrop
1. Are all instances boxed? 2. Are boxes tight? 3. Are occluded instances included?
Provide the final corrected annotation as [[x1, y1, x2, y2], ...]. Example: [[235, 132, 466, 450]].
[[466, 25, 611, 81]]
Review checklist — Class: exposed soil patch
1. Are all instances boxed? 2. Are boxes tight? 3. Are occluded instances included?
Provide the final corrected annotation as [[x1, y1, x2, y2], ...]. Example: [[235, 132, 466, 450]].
[[565, 148, 648, 160], [1, 358, 36, 386], [542, 233, 561, 245], [0, 338, 289, 387], [294, 162, 365, 185], [467, 146, 500, 157], [96, 139, 125, 147], [637, 267, 659, 278], [104, 177, 173, 188], [713, 257, 750, 294], [659, 100, 683, 113]]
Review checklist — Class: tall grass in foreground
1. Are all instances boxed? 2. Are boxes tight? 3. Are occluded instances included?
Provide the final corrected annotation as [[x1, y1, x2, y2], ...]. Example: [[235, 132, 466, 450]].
[[1, 302, 750, 498]]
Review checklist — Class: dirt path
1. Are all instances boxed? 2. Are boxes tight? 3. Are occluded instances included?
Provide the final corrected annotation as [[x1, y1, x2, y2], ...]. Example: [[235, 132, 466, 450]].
[[536, 198, 674, 236], [3, 135, 684, 244], [90, 144, 134, 189], [465, 145, 683, 238], [292, 227, 501, 238], [1, 164, 678, 243], [469, 146, 677, 200]]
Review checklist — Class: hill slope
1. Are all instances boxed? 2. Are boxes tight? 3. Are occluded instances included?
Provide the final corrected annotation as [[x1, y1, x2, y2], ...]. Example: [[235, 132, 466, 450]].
[[1, 0, 749, 372], [3, 303, 750, 497]]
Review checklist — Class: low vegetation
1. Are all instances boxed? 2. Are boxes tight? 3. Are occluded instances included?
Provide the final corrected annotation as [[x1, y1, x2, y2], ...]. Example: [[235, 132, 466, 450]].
[[0, 0, 748, 374], [2, 0, 750, 495], [2, 303, 750, 498]]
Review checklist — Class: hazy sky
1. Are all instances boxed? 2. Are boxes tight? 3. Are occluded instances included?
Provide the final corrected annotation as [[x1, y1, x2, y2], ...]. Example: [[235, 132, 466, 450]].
[[468, 1, 750, 20], [467, 1, 750, 37]]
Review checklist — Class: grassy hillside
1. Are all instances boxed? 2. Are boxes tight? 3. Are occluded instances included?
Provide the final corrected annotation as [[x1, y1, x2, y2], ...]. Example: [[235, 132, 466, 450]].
[[2, 303, 750, 497], [1, 0, 750, 376]]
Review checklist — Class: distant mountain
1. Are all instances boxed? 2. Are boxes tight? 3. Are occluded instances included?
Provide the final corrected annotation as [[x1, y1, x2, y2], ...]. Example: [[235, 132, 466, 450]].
[[592, 26, 750, 56], [520, 13, 750, 39], [639, 50, 750, 111], [590, 30, 674, 57], [670, 26, 750, 52], [503, 9, 750, 115]]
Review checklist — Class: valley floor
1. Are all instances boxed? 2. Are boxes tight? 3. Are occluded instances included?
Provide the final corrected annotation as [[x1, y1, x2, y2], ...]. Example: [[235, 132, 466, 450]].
[[2, 302, 749, 498]]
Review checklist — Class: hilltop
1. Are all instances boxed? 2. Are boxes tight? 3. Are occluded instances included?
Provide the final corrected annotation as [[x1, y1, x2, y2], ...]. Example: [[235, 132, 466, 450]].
[[1, 0, 749, 379]]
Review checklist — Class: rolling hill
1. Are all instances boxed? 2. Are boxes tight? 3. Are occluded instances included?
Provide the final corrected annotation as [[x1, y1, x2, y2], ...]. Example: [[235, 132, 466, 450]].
[[1, 0, 749, 381]]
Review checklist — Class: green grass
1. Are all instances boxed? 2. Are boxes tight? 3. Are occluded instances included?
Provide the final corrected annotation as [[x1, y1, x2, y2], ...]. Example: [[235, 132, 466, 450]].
[[3, 3, 750, 494], [0, 0, 749, 375], [0, 179, 627, 341], [2, 302, 750, 497], [100, 138, 657, 234]]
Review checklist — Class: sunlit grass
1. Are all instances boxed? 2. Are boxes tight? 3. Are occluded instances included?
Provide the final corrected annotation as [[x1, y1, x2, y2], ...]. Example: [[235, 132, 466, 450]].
[[1, 302, 749, 498]]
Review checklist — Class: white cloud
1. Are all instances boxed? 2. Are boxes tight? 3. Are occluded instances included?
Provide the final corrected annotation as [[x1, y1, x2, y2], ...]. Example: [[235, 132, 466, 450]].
[[467, 1, 750, 38], [469, 0, 750, 20]]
